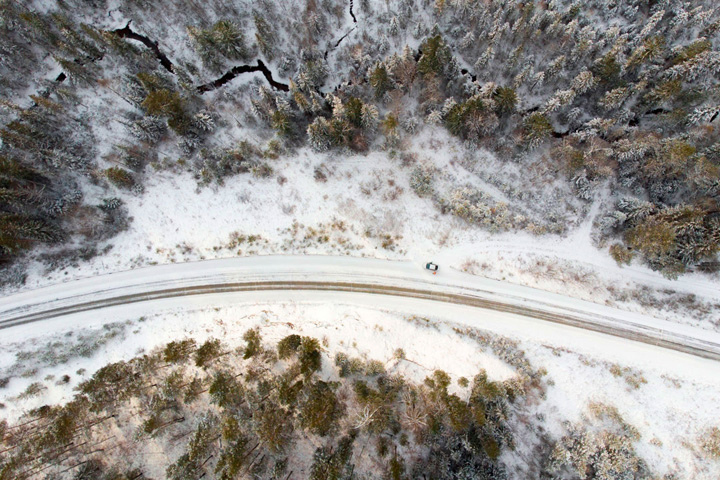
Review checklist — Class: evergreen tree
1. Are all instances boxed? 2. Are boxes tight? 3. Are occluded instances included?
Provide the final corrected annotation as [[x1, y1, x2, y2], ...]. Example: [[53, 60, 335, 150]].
[[254, 13, 276, 60], [417, 34, 452, 78]]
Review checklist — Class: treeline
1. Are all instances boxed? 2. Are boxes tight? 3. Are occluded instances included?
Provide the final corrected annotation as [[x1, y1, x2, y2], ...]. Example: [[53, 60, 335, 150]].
[[0, 330, 531, 479]]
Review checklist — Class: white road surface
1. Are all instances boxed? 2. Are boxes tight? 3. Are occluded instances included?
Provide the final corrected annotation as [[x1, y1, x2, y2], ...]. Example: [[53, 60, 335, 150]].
[[1, 255, 719, 359]]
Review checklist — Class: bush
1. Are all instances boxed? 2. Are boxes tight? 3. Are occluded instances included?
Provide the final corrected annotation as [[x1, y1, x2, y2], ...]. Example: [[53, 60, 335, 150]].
[[410, 164, 434, 197], [609, 243, 634, 265], [105, 167, 134, 189], [701, 427, 720, 459], [335, 352, 365, 377], [365, 359, 386, 376]]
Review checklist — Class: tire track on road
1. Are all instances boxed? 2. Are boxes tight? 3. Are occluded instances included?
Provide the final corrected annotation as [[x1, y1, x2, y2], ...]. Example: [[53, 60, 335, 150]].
[[2, 280, 719, 361]]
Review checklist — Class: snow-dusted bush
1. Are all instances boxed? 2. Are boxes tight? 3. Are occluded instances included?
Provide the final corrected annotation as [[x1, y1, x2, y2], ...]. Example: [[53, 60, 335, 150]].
[[549, 403, 647, 479], [443, 187, 515, 231], [700, 427, 720, 459], [409, 163, 435, 197]]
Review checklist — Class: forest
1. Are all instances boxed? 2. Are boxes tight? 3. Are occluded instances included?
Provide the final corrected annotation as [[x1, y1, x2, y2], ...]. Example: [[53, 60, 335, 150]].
[[0, 328, 655, 480], [1, 0, 720, 280]]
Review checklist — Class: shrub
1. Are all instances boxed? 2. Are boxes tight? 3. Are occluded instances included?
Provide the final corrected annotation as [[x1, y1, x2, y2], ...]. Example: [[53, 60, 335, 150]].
[[701, 427, 720, 459], [410, 164, 434, 197], [335, 352, 365, 377], [609, 243, 634, 265], [365, 359, 386, 376], [105, 167, 134, 189]]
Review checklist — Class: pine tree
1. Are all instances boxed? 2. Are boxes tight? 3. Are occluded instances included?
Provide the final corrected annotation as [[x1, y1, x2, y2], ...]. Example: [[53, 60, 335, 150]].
[[361, 104, 379, 131], [299, 381, 344, 436], [307, 117, 333, 151], [130, 115, 166, 143], [592, 53, 621, 85], [523, 113, 553, 149], [163, 339, 197, 364], [389, 16, 399, 36], [493, 86, 517, 115], [210, 20, 247, 60], [369, 62, 393, 99], [625, 216, 676, 261], [195, 338, 223, 368], [598, 87, 630, 111], [254, 13, 276, 60], [209, 370, 244, 408], [571, 70, 596, 95], [417, 34, 452, 78]]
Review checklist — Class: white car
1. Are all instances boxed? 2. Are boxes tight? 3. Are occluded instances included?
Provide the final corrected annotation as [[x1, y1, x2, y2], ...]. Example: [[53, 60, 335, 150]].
[[425, 262, 439, 273]]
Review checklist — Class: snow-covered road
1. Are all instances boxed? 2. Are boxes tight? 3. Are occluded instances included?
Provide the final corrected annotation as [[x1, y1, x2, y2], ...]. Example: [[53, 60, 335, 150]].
[[2, 255, 719, 360]]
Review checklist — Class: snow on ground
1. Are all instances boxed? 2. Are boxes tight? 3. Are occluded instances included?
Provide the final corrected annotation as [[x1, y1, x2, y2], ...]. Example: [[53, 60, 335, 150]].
[[1, 293, 719, 478], [10, 127, 720, 332]]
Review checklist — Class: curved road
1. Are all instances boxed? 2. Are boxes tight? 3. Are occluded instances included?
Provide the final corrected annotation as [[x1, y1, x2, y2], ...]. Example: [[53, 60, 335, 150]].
[[1, 256, 719, 360]]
